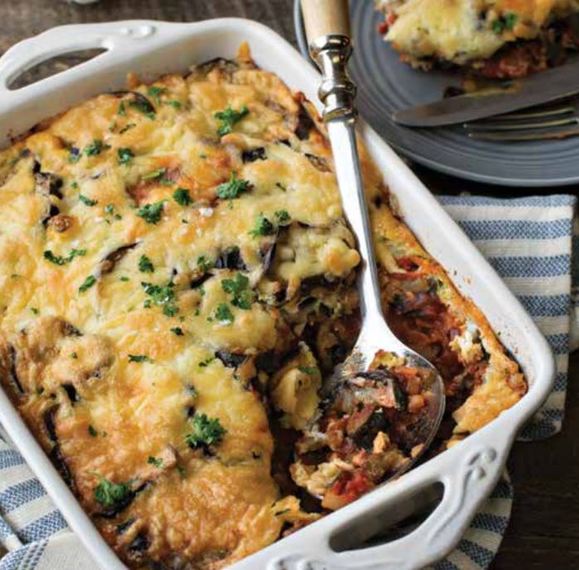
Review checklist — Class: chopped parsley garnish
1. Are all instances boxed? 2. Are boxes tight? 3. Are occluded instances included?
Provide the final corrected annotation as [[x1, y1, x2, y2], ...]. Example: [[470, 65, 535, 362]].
[[221, 273, 255, 310], [166, 100, 182, 109], [88, 425, 98, 437], [173, 188, 192, 206], [120, 276, 130, 282], [185, 413, 226, 448], [30, 307, 39, 315], [298, 365, 318, 375], [170, 327, 184, 336], [138, 255, 155, 273], [141, 281, 178, 317], [216, 173, 251, 200], [197, 255, 213, 273], [214, 303, 234, 324], [147, 86, 167, 105], [79, 194, 98, 206], [249, 213, 275, 237], [104, 204, 122, 220], [492, 13, 518, 33], [214, 105, 249, 136], [94, 478, 132, 508], [118, 148, 134, 166], [43, 248, 86, 266], [128, 354, 153, 363], [137, 201, 165, 224], [84, 139, 110, 157], [198, 356, 215, 368], [147, 456, 163, 467], [79, 275, 96, 293], [70, 352, 78, 359], [118, 101, 127, 116], [275, 210, 291, 225], [119, 122, 136, 134]]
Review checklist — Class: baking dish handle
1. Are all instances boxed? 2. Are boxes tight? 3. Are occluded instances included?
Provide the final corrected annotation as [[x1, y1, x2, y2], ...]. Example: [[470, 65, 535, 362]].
[[0, 21, 165, 96], [254, 426, 510, 570]]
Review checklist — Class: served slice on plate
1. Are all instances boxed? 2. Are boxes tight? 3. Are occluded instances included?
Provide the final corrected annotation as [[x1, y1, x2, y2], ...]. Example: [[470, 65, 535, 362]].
[[376, 0, 579, 78]]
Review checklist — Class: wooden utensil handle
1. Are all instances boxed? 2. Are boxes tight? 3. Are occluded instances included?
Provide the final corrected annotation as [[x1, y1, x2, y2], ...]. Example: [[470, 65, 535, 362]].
[[301, 0, 350, 43]]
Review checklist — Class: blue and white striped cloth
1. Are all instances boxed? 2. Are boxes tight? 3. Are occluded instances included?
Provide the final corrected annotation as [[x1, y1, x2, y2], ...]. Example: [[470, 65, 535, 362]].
[[0, 194, 577, 570]]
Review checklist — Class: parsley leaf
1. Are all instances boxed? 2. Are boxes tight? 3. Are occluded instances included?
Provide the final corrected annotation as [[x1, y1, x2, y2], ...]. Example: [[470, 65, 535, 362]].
[[141, 281, 178, 317], [84, 139, 109, 157], [166, 100, 182, 109], [216, 173, 251, 200], [79, 194, 98, 206], [170, 327, 184, 336], [147, 86, 167, 105], [214, 303, 234, 324], [214, 105, 249, 136], [249, 213, 275, 237], [88, 425, 98, 437], [79, 275, 96, 293], [43, 248, 86, 266], [197, 255, 213, 273], [118, 148, 134, 166], [298, 365, 318, 375], [198, 356, 215, 368], [173, 188, 192, 206], [128, 354, 153, 363], [275, 210, 291, 225], [94, 478, 132, 509], [221, 273, 255, 310], [138, 255, 155, 273], [492, 13, 518, 33], [137, 201, 165, 224], [185, 413, 226, 448], [147, 456, 163, 467]]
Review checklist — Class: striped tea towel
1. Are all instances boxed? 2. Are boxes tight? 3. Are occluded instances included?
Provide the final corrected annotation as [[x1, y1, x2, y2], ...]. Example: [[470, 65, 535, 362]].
[[0, 193, 577, 570]]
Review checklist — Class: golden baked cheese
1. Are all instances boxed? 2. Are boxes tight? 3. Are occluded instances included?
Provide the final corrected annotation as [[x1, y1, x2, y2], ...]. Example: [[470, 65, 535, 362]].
[[377, 0, 579, 77], [0, 45, 526, 568]]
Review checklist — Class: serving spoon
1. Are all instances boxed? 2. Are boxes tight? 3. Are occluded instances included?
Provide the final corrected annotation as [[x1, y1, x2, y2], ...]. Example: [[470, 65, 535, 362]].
[[301, 0, 446, 474]]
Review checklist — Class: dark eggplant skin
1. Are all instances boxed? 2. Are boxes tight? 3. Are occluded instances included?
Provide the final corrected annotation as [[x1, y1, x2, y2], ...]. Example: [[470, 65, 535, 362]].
[[304, 153, 331, 173], [215, 351, 247, 368], [295, 105, 315, 140], [214, 247, 246, 271], [189, 57, 240, 80], [128, 532, 150, 555], [33, 162, 64, 199], [61, 383, 79, 404], [112, 91, 156, 116], [5, 345, 24, 395], [116, 518, 135, 535], [41, 204, 61, 227], [43, 405, 60, 443], [241, 147, 266, 163], [49, 444, 75, 489], [100, 243, 137, 275]]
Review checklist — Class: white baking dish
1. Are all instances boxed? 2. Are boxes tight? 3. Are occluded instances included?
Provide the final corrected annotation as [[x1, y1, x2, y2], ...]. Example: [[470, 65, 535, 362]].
[[0, 19, 555, 570]]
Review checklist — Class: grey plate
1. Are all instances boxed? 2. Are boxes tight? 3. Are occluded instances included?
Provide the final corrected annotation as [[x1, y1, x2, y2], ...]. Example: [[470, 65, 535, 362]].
[[294, 0, 579, 187]]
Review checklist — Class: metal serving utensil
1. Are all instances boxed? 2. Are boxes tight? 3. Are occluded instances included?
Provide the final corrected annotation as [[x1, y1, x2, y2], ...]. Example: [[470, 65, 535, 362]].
[[301, 0, 446, 469]]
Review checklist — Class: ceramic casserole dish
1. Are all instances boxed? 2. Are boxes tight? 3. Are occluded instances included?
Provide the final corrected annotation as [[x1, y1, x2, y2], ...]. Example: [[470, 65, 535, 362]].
[[0, 18, 555, 570]]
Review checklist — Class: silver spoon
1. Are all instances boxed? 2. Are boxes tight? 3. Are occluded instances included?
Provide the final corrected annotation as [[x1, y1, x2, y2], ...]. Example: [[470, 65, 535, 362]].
[[301, 0, 446, 478]]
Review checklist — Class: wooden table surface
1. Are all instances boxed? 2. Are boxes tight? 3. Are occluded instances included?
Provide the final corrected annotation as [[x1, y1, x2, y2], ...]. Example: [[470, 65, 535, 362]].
[[1, 1, 577, 569]]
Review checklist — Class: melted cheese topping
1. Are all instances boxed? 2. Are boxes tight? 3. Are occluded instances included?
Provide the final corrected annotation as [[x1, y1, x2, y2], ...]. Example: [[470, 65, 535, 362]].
[[0, 45, 526, 569], [379, 0, 579, 64]]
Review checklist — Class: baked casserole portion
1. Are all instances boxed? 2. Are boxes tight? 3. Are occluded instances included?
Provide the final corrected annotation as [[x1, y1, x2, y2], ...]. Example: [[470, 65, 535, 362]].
[[376, 0, 579, 78], [0, 45, 526, 569]]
